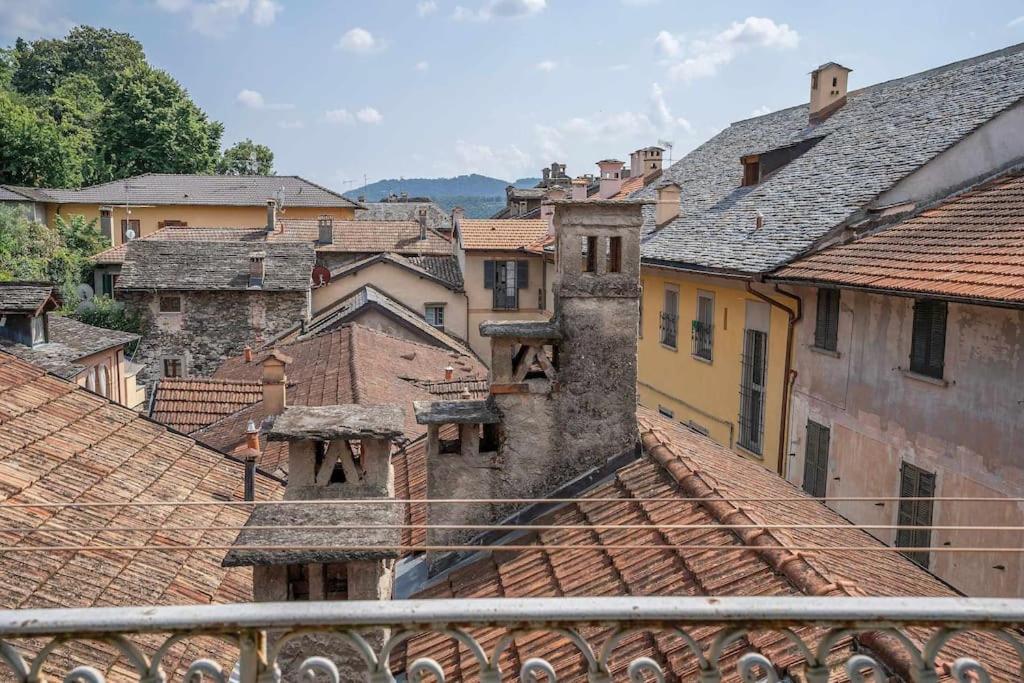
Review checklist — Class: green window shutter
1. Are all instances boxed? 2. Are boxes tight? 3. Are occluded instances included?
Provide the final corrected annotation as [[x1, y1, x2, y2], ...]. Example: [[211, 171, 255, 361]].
[[896, 462, 935, 568], [517, 260, 529, 289], [484, 260, 495, 289], [814, 289, 840, 351], [802, 421, 829, 498], [910, 300, 946, 378]]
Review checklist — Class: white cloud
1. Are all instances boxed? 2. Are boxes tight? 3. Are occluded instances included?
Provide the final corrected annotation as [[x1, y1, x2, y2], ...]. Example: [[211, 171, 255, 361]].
[[417, 0, 438, 16], [324, 109, 355, 124], [536, 60, 557, 72], [453, 139, 533, 179], [277, 119, 305, 129], [337, 27, 379, 53], [356, 107, 383, 124], [654, 30, 681, 57], [751, 105, 771, 117], [1010, 16, 1024, 27], [235, 88, 293, 110], [0, 0, 73, 39], [157, 0, 282, 38], [662, 16, 799, 83], [649, 82, 691, 133], [415, 61, 430, 71], [453, 0, 546, 22]]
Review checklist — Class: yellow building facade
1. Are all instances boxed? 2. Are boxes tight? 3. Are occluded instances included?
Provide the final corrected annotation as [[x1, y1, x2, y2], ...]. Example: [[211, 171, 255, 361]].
[[637, 264, 797, 475]]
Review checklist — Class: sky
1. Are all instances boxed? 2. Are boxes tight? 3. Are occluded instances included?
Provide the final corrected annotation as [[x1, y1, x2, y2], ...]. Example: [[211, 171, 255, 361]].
[[3, 0, 1024, 192]]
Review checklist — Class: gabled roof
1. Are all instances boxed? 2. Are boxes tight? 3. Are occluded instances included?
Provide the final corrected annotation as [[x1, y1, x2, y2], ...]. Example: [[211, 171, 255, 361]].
[[772, 170, 1024, 305], [0, 185, 52, 202], [117, 239, 315, 291], [326, 252, 464, 291], [13, 174, 362, 209], [457, 218, 550, 251], [396, 407, 1018, 679], [149, 378, 264, 434], [640, 42, 1024, 274], [0, 315, 139, 380], [0, 186, 31, 202], [0, 282, 59, 315], [0, 351, 283, 679], [269, 219, 452, 255]]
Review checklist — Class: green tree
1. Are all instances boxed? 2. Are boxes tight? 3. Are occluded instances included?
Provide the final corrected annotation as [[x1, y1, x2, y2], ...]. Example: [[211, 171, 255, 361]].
[[11, 27, 145, 98], [96, 66, 224, 180], [0, 89, 81, 186], [218, 138, 275, 175], [0, 205, 57, 281], [72, 295, 141, 352]]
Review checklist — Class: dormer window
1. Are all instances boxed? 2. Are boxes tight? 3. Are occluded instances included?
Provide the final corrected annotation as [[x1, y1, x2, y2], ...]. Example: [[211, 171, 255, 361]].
[[742, 156, 761, 186]]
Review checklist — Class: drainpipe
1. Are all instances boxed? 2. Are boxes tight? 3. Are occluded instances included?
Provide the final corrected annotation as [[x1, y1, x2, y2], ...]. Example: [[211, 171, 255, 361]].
[[744, 280, 802, 477]]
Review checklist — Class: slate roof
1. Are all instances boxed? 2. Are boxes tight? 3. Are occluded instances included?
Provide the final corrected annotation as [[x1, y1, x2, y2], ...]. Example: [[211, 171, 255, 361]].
[[411, 377, 489, 401], [639, 42, 1024, 274], [0, 187, 31, 202], [0, 351, 283, 680], [356, 201, 452, 233], [305, 284, 474, 356], [269, 219, 452, 255], [0, 315, 140, 380], [326, 252, 463, 291], [403, 254, 464, 289], [0, 186, 51, 202], [395, 406, 1018, 680], [149, 378, 264, 434], [0, 282, 58, 315], [190, 324, 485, 473], [16, 174, 361, 208], [91, 226, 290, 266], [773, 170, 1024, 305], [457, 218, 550, 250], [117, 240, 315, 291]]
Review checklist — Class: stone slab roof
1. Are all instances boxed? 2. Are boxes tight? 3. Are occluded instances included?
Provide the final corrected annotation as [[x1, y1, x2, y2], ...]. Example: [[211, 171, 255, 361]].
[[356, 201, 452, 232], [266, 404, 405, 441], [0, 351, 283, 680], [117, 239, 315, 291], [773, 170, 1024, 305], [0, 282, 58, 315], [410, 377, 489, 401], [412, 399, 500, 424], [393, 406, 1018, 680], [20, 173, 361, 208], [269, 219, 452, 255], [402, 254, 464, 290], [639, 42, 1024, 274], [457, 218, 550, 251], [150, 378, 264, 434], [0, 315, 139, 380], [92, 226, 300, 266]]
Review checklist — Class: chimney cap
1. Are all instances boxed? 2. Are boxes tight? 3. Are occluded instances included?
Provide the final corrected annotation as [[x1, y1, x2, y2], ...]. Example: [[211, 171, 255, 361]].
[[812, 61, 852, 73], [263, 348, 293, 366], [266, 404, 405, 442], [246, 419, 258, 434]]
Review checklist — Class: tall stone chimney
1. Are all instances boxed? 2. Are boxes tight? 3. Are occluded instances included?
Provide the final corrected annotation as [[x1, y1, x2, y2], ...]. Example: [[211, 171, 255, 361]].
[[571, 177, 589, 201], [596, 159, 625, 198], [655, 182, 681, 226], [809, 62, 852, 123], [417, 206, 428, 240], [266, 199, 277, 233], [261, 349, 292, 415], [451, 206, 464, 231], [630, 146, 664, 179], [248, 251, 266, 289]]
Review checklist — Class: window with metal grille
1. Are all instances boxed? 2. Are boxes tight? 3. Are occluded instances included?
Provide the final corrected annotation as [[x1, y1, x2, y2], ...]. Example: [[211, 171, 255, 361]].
[[814, 288, 840, 351], [909, 299, 947, 379], [738, 329, 767, 454], [660, 287, 678, 348], [692, 292, 714, 361], [802, 420, 830, 497], [484, 260, 527, 310], [895, 462, 936, 568]]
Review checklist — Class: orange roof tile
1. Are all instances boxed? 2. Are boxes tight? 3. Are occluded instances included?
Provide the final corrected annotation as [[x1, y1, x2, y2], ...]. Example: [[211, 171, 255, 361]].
[[457, 219, 550, 251], [395, 407, 1018, 679], [150, 378, 264, 434], [773, 172, 1024, 304], [0, 351, 283, 680], [269, 219, 452, 255]]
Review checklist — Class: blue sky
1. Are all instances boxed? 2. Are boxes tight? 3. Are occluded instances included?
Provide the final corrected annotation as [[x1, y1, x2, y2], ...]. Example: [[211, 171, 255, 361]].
[[3, 0, 1024, 191]]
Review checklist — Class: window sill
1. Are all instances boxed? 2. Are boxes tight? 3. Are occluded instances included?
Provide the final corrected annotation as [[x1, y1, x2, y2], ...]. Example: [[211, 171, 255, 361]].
[[659, 343, 679, 352], [735, 444, 764, 460], [691, 354, 713, 365], [900, 369, 949, 388], [809, 345, 841, 359]]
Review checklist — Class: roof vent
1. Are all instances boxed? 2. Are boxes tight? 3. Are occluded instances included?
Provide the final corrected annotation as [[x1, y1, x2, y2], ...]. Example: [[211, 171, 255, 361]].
[[809, 62, 852, 123]]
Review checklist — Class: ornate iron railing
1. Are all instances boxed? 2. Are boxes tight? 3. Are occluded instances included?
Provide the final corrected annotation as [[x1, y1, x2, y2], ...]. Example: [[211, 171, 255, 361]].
[[1, 596, 1023, 682], [659, 312, 677, 348], [691, 320, 713, 360]]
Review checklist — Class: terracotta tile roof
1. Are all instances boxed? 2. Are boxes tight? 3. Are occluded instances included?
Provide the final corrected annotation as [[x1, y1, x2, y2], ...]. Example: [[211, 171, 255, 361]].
[[91, 242, 127, 265], [457, 219, 550, 251], [149, 378, 264, 434], [192, 324, 485, 472], [397, 406, 1017, 679], [773, 171, 1024, 304], [269, 219, 453, 255], [0, 351, 283, 680]]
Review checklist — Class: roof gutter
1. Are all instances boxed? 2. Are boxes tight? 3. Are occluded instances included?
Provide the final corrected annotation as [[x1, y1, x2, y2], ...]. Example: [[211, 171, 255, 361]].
[[744, 280, 801, 477], [768, 277, 1024, 312], [641, 258, 752, 281]]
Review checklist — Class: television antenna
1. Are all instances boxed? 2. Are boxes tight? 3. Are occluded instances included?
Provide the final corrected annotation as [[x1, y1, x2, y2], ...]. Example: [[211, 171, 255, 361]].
[[657, 139, 675, 165]]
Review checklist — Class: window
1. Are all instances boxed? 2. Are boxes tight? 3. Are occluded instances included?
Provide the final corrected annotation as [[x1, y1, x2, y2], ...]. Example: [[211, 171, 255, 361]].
[[484, 260, 527, 310], [582, 236, 597, 273], [692, 292, 714, 361], [101, 273, 116, 297], [741, 157, 760, 186], [120, 218, 140, 243], [660, 287, 678, 348], [425, 304, 445, 330], [607, 236, 622, 273], [162, 358, 183, 378], [323, 563, 349, 600], [286, 564, 310, 600], [896, 462, 936, 568], [909, 299, 947, 379], [738, 329, 767, 454], [100, 209, 112, 242], [814, 288, 840, 351], [159, 295, 182, 313], [802, 421, 830, 497]]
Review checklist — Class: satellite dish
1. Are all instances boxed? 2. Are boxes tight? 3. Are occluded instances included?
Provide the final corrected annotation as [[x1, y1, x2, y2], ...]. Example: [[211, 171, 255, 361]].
[[76, 283, 94, 301], [125, 228, 137, 240], [311, 265, 331, 288]]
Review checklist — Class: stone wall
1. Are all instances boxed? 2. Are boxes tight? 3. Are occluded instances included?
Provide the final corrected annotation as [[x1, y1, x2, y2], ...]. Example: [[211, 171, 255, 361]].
[[122, 289, 309, 384]]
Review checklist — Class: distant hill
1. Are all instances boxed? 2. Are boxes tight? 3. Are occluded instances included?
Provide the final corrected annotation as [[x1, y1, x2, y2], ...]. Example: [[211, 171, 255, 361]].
[[345, 174, 540, 218]]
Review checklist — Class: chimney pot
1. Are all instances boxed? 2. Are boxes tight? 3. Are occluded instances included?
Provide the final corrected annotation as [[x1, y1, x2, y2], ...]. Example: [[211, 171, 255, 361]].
[[261, 348, 292, 415], [444, 365, 454, 381], [266, 199, 276, 233], [248, 251, 266, 288], [596, 159, 625, 199], [243, 345, 253, 363], [655, 183, 681, 226]]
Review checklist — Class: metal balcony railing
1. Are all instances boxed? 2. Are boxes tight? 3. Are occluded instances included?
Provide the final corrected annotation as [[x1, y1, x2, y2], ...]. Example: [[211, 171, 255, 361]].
[[691, 319, 713, 360], [1, 596, 1023, 682], [659, 312, 677, 348]]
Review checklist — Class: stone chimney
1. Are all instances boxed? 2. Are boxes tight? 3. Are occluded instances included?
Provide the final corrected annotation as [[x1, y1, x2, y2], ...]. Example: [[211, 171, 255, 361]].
[[630, 146, 664, 179], [571, 177, 589, 201], [596, 159, 625, 198], [241, 419, 260, 502], [655, 182, 681, 226], [417, 206, 428, 240], [317, 215, 333, 244], [261, 348, 292, 415], [266, 199, 276, 233], [444, 365, 454, 381], [243, 345, 253, 363], [809, 62, 852, 123], [248, 251, 266, 288], [451, 206, 464, 230]]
